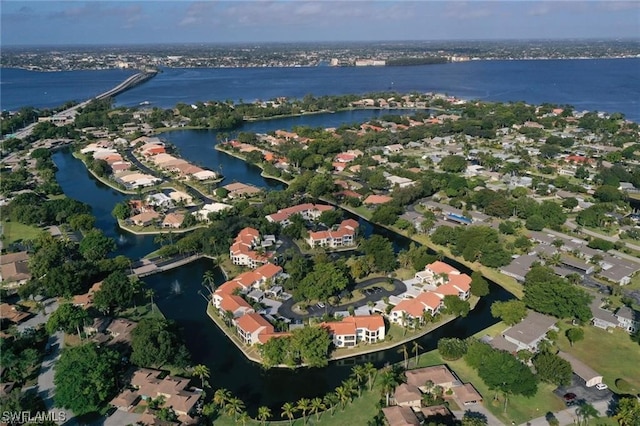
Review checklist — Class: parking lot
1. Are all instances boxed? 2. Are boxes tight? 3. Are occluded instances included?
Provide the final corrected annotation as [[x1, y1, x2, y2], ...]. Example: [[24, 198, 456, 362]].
[[554, 374, 613, 408]]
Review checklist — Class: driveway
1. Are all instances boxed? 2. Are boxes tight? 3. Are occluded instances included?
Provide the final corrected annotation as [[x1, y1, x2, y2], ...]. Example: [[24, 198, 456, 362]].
[[277, 277, 407, 320], [520, 399, 610, 426], [36, 331, 76, 425], [17, 298, 59, 332]]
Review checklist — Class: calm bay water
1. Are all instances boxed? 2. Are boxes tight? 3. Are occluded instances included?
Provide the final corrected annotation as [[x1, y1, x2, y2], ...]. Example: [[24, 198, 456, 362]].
[[3, 58, 640, 121]]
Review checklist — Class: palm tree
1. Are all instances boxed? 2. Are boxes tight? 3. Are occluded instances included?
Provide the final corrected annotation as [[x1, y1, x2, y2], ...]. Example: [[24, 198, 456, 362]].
[[310, 397, 325, 422], [576, 402, 599, 425], [363, 362, 377, 391], [400, 311, 410, 336], [257, 406, 271, 426], [237, 411, 250, 426], [145, 288, 155, 312], [334, 386, 350, 410], [323, 392, 338, 416], [398, 344, 409, 370], [202, 270, 216, 295], [614, 397, 640, 425], [296, 398, 311, 425], [380, 367, 400, 407], [281, 402, 296, 426], [350, 364, 367, 396], [192, 364, 210, 390], [213, 388, 231, 408], [412, 341, 423, 366], [225, 397, 245, 421]]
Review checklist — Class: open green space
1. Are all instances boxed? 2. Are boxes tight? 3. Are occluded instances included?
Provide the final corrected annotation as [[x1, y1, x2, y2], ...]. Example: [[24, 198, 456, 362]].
[[414, 350, 566, 425], [1, 220, 45, 244], [555, 322, 640, 394]]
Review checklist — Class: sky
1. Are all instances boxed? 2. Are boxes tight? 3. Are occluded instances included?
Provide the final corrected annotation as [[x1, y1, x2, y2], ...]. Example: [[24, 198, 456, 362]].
[[1, 0, 639, 46]]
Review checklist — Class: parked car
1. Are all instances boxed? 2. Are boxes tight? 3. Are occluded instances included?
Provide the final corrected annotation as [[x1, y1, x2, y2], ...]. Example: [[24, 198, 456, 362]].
[[317, 302, 325, 308], [563, 393, 577, 406], [596, 383, 608, 390]]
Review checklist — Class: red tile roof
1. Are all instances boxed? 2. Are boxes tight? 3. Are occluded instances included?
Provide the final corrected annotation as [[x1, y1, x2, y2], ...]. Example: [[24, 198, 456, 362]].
[[426, 261, 459, 275], [363, 194, 393, 205], [236, 312, 274, 334]]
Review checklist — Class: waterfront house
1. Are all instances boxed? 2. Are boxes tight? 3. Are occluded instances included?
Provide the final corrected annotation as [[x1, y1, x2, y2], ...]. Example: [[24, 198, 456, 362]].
[[306, 219, 359, 249], [129, 211, 160, 227], [320, 315, 386, 348], [236, 313, 276, 345], [499, 254, 538, 282], [390, 292, 443, 325], [381, 406, 420, 426], [219, 295, 254, 319], [230, 227, 270, 268], [414, 261, 460, 285], [501, 311, 558, 352], [432, 275, 472, 301], [392, 383, 422, 408], [162, 213, 185, 229], [106, 318, 137, 346], [405, 365, 459, 392], [266, 203, 334, 226]]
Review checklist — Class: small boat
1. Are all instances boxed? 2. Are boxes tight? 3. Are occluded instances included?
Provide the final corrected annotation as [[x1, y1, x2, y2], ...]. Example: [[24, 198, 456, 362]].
[[139, 101, 151, 106]]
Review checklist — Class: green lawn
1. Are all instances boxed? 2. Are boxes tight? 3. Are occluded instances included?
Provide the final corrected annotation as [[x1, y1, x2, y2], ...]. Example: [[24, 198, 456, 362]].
[[555, 323, 640, 394], [1, 220, 45, 244], [414, 350, 566, 425], [206, 378, 383, 426]]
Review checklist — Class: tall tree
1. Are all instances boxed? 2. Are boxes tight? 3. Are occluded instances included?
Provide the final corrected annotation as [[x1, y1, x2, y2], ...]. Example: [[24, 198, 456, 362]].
[[491, 300, 527, 326], [93, 270, 135, 315], [192, 364, 210, 390], [281, 402, 297, 426], [53, 343, 120, 416], [257, 406, 271, 426], [297, 398, 311, 425], [46, 303, 89, 339], [532, 351, 572, 387], [310, 397, 325, 422]]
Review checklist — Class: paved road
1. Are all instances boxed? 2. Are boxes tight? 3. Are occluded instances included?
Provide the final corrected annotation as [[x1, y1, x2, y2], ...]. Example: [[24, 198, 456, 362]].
[[564, 220, 640, 252], [36, 332, 76, 425], [277, 277, 406, 320], [519, 399, 610, 426]]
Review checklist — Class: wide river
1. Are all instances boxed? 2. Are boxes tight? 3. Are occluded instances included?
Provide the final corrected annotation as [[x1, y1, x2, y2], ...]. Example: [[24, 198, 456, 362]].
[[52, 108, 516, 414], [3, 58, 639, 121]]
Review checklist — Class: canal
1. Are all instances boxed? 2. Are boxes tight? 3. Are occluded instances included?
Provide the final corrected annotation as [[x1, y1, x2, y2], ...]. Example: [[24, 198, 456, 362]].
[[52, 109, 516, 414]]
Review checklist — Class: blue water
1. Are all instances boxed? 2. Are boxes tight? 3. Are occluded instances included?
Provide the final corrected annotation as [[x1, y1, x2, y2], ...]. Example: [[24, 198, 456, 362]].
[[0, 68, 136, 111], [3, 58, 640, 121]]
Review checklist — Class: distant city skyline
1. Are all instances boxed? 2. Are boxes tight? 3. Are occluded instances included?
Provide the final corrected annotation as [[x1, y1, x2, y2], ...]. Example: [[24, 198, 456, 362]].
[[2, 1, 639, 46]]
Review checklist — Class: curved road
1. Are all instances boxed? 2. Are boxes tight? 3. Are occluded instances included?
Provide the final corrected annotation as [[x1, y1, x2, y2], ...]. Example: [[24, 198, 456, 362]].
[[277, 277, 407, 320]]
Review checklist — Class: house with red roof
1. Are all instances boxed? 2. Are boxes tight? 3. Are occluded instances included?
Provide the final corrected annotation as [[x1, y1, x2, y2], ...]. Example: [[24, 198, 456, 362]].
[[320, 315, 386, 348], [235, 312, 275, 345], [565, 155, 593, 164], [390, 292, 444, 326], [229, 227, 270, 268], [265, 203, 334, 226], [306, 219, 359, 249], [433, 274, 472, 300], [414, 261, 460, 285], [363, 194, 393, 205]]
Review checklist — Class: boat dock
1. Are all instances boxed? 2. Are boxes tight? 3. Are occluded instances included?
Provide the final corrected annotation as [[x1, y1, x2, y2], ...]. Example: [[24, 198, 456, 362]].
[[132, 253, 206, 277]]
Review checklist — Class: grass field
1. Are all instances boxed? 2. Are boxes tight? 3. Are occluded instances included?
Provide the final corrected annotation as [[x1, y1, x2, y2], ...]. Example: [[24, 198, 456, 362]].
[[556, 323, 640, 394], [1, 220, 45, 244], [414, 350, 566, 425]]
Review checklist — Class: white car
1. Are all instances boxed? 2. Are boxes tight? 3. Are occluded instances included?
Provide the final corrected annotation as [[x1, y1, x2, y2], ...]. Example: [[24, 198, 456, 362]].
[[317, 302, 326, 308], [595, 383, 608, 390]]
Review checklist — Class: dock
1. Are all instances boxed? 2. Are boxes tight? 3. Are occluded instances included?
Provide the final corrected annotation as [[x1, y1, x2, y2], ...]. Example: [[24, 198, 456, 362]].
[[132, 253, 205, 277]]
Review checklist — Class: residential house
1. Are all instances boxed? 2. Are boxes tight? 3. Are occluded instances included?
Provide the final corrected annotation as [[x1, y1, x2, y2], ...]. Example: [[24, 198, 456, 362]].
[[616, 306, 640, 333], [0, 251, 31, 286], [405, 365, 459, 392], [390, 292, 444, 325], [432, 275, 472, 301], [306, 219, 359, 249], [129, 211, 160, 227], [501, 311, 558, 352], [451, 383, 483, 406], [162, 213, 185, 229], [72, 281, 102, 308], [558, 351, 603, 387], [235, 312, 276, 345], [392, 383, 422, 408], [266, 203, 334, 226], [229, 227, 269, 268], [381, 406, 420, 426], [107, 318, 137, 346], [590, 297, 619, 330], [414, 261, 460, 285], [383, 144, 404, 154], [320, 315, 386, 348], [0, 303, 30, 325], [363, 194, 393, 205], [499, 254, 538, 282]]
